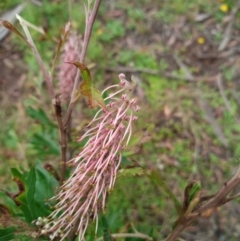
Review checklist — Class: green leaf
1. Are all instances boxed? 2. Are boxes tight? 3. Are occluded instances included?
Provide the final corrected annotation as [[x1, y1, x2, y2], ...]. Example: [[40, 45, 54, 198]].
[[31, 133, 60, 155], [188, 182, 201, 204], [34, 162, 59, 202], [118, 167, 144, 178], [16, 167, 39, 222], [26, 107, 55, 126], [11, 165, 58, 223], [0, 227, 16, 241], [0, 191, 19, 215], [11, 168, 25, 183], [148, 169, 183, 216], [182, 181, 201, 216], [70, 62, 106, 110], [102, 215, 113, 241]]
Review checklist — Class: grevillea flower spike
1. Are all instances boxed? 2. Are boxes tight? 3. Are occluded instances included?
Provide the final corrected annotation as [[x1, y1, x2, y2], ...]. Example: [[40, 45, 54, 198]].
[[38, 74, 140, 240], [58, 32, 81, 102]]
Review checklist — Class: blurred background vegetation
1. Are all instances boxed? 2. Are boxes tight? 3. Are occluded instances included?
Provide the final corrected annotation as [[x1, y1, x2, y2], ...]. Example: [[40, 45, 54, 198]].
[[1, 0, 240, 240]]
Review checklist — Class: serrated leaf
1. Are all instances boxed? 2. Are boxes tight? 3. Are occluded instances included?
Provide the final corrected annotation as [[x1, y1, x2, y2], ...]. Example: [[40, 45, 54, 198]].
[[70, 62, 106, 110], [0, 227, 16, 241], [12, 165, 58, 223]]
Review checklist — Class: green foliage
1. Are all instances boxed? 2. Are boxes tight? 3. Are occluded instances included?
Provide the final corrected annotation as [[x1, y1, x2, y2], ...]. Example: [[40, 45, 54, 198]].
[[71, 62, 106, 109], [25, 107, 60, 157], [0, 163, 58, 239], [98, 20, 126, 43], [0, 191, 19, 215], [148, 169, 182, 216], [11, 163, 58, 223], [2, 0, 240, 240], [26, 107, 55, 127], [0, 227, 16, 241], [101, 215, 113, 241], [118, 167, 144, 178]]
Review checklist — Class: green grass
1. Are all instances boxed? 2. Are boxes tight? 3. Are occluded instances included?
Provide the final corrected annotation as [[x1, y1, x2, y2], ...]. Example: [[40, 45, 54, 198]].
[[1, 0, 240, 240]]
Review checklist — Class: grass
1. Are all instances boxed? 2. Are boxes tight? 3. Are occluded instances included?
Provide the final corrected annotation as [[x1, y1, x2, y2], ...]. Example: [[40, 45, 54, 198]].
[[1, 0, 240, 240]]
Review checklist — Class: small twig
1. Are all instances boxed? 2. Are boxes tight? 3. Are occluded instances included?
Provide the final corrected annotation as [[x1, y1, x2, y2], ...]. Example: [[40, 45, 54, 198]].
[[223, 192, 240, 203], [170, 62, 229, 148], [95, 232, 153, 241], [196, 89, 229, 147], [216, 73, 232, 113], [164, 167, 240, 241], [105, 66, 216, 82], [16, 14, 55, 99], [68, 0, 74, 22], [197, 167, 240, 212], [173, 54, 194, 80], [218, 0, 240, 51]]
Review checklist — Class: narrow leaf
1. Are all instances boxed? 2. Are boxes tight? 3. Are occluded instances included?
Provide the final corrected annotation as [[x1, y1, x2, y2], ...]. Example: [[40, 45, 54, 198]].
[[51, 22, 71, 76], [0, 227, 16, 241], [183, 181, 201, 213], [26, 107, 55, 126], [0, 191, 19, 215], [0, 21, 30, 46], [148, 169, 183, 216], [69, 62, 106, 110], [118, 167, 144, 178], [102, 215, 114, 241]]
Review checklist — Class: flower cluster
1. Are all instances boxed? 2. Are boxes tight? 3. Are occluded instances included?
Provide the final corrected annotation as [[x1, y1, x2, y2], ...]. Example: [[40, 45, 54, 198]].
[[58, 31, 81, 102], [40, 74, 140, 240]]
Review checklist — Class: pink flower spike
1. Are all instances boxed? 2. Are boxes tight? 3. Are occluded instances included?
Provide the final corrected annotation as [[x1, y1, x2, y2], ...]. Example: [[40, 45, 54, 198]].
[[39, 74, 140, 240]]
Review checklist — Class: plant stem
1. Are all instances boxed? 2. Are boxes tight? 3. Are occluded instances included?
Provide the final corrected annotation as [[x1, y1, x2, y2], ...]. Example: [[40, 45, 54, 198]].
[[52, 95, 67, 185], [66, 0, 102, 116], [62, 1, 102, 239], [164, 167, 240, 241], [16, 15, 55, 100]]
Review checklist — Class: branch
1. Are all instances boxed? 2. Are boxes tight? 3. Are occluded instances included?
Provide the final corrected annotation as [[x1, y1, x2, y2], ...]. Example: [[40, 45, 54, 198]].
[[16, 15, 55, 100], [67, 0, 102, 113], [218, 0, 240, 51], [52, 95, 67, 185], [196, 88, 228, 148], [216, 73, 232, 112], [164, 167, 240, 241], [105, 66, 216, 82], [197, 167, 240, 213]]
